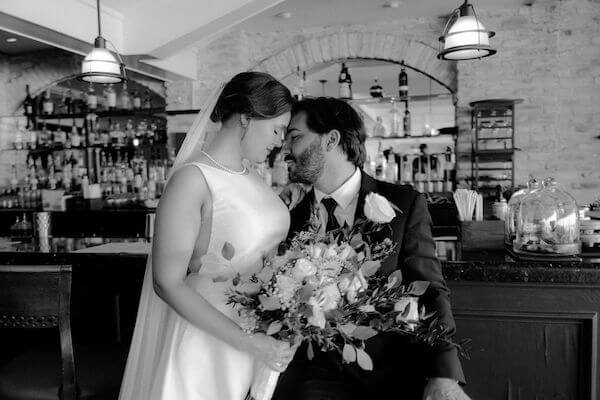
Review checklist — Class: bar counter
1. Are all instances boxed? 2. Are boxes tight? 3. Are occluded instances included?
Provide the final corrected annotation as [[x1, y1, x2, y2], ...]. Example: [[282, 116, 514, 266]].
[[1, 237, 599, 399]]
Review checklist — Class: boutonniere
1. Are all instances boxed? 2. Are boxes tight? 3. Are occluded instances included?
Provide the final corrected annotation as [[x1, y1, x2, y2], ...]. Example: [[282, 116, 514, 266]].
[[363, 192, 401, 224]]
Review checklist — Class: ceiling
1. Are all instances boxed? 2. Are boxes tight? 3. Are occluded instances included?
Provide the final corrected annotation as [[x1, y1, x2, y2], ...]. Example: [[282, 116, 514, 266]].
[[237, 0, 527, 33], [0, 29, 53, 55], [0, 0, 528, 80]]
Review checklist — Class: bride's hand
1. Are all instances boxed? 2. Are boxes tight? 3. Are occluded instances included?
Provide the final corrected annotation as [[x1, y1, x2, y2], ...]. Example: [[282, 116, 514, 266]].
[[246, 333, 295, 372]]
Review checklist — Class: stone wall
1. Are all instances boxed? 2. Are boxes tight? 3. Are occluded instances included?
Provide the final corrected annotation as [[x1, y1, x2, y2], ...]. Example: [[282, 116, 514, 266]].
[[456, 0, 600, 204], [167, 0, 600, 205]]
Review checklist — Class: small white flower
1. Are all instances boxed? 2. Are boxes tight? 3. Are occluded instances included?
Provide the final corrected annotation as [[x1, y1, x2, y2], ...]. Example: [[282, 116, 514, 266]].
[[322, 245, 338, 259], [395, 297, 420, 331], [291, 258, 318, 282], [364, 192, 396, 224], [276, 274, 299, 304]]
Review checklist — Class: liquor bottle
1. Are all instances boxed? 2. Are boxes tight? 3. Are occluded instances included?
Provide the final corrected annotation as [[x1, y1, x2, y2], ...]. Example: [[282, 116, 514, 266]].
[[87, 84, 97, 111], [403, 101, 411, 137], [385, 153, 398, 183], [120, 83, 132, 110], [42, 89, 54, 115], [23, 84, 34, 127], [338, 63, 352, 99], [133, 90, 141, 109], [398, 62, 408, 100], [143, 90, 152, 109], [14, 120, 24, 150], [64, 87, 73, 114], [70, 121, 81, 148], [10, 165, 19, 191], [106, 83, 117, 110], [375, 144, 387, 180], [369, 79, 383, 98], [372, 116, 387, 138]]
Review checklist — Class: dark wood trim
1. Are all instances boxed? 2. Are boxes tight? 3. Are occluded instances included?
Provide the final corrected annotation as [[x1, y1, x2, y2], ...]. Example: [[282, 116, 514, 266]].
[[454, 309, 598, 400]]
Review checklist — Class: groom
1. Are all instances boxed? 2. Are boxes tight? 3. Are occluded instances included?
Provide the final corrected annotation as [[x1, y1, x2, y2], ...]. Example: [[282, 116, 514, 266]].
[[274, 97, 469, 400]]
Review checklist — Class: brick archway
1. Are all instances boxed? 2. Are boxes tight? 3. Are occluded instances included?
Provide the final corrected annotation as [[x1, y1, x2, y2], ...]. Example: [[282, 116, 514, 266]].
[[249, 31, 457, 93]]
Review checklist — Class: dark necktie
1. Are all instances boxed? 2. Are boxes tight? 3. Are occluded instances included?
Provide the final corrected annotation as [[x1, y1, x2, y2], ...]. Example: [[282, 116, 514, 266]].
[[321, 197, 340, 232]]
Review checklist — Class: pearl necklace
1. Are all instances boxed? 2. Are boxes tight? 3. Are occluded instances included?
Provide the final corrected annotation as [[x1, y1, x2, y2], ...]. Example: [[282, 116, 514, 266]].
[[200, 151, 247, 175]]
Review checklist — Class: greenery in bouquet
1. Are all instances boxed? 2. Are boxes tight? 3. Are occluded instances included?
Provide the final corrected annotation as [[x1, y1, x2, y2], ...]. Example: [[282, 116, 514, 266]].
[[227, 193, 469, 370]]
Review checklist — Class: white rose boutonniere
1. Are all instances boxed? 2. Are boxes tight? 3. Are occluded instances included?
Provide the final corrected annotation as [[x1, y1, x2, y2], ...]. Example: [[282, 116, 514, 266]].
[[364, 192, 397, 224]]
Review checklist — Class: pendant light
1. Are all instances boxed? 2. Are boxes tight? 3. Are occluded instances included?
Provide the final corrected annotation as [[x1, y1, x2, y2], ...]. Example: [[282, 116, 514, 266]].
[[438, 0, 496, 61], [79, 0, 126, 83]]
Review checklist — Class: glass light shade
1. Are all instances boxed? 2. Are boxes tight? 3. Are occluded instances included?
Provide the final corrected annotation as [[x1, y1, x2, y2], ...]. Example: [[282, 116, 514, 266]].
[[80, 47, 124, 83], [438, 15, 496, 60]]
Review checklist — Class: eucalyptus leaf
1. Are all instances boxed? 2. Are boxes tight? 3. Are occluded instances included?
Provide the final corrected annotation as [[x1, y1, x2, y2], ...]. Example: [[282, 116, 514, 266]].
[[340, 323, 357, 337], [298, 284, 315, 303], [356, 348, 373, 371], [351, 326, 378, 340], [342, 344, 357, 363], [386, 270, 403, 290], [258, 295, 281, 311], [266, 321, 283, 336], [350, 233, 363, 248], [404, 281, 430, 296], [360, 260, 381, 277], [222, 242, 235, 261]]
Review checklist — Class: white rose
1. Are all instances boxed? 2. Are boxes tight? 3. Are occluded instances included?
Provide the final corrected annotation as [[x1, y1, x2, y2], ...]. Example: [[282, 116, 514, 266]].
[[337, 271, 368, 304], [291, 258, 318, 282], [316, 283, 342, 312], [307, 297, 326, 329], [364, 193, 396, 224]]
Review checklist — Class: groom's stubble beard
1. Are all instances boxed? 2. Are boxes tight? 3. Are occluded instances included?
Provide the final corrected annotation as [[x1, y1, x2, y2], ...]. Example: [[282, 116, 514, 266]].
[[288, 137, 325, 185]]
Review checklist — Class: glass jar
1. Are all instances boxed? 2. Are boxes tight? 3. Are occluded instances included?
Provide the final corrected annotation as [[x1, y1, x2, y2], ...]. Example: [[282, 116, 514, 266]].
[[514, 177, 580, 255], [505, 178, 539, 246]]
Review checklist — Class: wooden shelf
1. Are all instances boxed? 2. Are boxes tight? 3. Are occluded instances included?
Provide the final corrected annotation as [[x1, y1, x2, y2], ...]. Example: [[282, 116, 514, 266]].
[[34, 108, 167, 120]]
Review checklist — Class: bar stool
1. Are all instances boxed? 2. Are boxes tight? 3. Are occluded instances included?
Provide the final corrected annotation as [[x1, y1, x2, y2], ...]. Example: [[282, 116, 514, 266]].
[[0, 264, 126, 400]]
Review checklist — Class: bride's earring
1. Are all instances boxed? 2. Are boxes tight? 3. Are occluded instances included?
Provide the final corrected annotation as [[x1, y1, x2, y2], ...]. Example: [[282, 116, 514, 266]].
[[240, 115, 250, 140]]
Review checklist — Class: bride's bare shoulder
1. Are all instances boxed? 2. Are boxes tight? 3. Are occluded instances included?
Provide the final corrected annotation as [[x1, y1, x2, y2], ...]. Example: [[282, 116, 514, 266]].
[[161, 164, 210, 204]]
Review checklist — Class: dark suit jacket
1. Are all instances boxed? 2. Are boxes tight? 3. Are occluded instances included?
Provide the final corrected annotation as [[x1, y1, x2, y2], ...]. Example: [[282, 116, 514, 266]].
[[285, 170, 465, 390]]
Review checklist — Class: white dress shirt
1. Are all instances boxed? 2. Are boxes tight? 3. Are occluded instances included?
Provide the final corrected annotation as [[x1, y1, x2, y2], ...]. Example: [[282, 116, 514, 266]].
[[314, 167, 362, 232]]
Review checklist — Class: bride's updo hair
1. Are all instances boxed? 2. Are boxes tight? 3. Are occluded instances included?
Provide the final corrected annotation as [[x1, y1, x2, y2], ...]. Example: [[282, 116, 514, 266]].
[[210, 72, 294, 124]]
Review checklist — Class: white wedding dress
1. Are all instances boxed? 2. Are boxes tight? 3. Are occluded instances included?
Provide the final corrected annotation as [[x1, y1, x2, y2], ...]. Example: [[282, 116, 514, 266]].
[[118, 162, 290, 400]]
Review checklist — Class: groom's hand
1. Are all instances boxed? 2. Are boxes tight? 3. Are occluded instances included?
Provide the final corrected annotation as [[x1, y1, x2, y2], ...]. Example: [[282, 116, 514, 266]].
[[279, 183, 308, 210], [423, 378, 471, 400]]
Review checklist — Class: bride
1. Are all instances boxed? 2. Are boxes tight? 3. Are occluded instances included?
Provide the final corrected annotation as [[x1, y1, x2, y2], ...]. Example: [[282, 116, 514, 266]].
[[119, 72, 295, 400]]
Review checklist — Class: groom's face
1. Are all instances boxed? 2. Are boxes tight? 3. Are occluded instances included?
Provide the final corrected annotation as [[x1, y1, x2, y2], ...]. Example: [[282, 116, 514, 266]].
[[284, 111, 326, 184]]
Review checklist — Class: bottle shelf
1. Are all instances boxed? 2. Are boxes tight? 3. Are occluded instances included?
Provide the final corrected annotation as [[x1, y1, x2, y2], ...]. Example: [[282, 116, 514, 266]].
[[34, 108, 168, 120], [3, 143, 168, 153], [476, 137, 513, 141]]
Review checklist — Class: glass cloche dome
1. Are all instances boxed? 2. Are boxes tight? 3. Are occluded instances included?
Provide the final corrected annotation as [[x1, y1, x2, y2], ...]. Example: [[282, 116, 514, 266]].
[[505, 178, 540, 246], [513, 177, 580, 255]]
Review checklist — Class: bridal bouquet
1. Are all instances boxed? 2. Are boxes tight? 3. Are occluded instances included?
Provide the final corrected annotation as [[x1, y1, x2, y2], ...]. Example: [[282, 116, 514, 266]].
[[228, 193, 465, 400]]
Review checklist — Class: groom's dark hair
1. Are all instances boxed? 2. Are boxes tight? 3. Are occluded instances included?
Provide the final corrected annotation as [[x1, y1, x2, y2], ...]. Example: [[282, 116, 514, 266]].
[[292, 97, 367, 167]]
